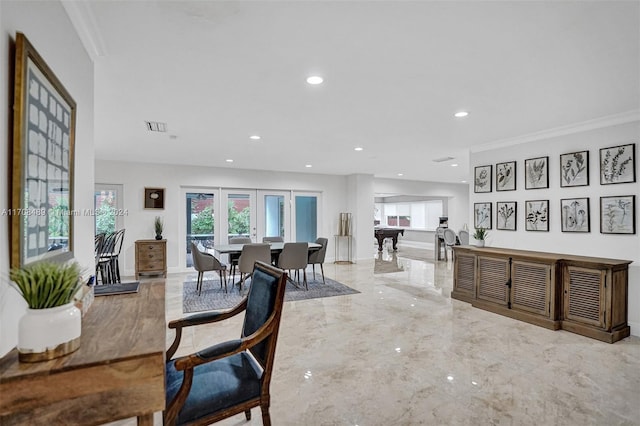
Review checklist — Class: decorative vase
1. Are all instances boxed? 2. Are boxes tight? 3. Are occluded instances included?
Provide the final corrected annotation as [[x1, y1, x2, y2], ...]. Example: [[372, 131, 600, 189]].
[[476, 240, 485, 248], [155, 234, 162, 240], [18, 302, 81, 362]]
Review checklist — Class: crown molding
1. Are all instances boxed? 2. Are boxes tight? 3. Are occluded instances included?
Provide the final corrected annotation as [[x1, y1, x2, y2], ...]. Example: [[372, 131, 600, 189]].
[[62, 0, 107, 60], [471, 110, 640, 153]]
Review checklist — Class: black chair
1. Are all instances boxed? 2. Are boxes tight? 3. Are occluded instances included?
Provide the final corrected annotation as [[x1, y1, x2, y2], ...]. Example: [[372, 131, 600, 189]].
[[164, 261, 288, 426], [107, 228, 126, 283], [96, 231, 117, 284]]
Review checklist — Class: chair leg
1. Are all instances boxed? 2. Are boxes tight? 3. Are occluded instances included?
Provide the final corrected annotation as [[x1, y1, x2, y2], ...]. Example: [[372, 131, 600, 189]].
[[303, 269, 308, 290], [320, 263, 325, 285], [223, 270, 228, 293], [244, 410, 252, 421], [197, 271, 203, 296], [312, 264, 316, 280], [260, 405, 271, 426]]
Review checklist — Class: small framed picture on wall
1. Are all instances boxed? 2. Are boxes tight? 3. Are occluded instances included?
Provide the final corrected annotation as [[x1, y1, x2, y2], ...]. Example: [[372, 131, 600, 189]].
[[560, 198, 590, 233], [600, 143, 636, 185], [474, 202, 492, 229], [525, 200, 549, 231], [496, 201, 517, 231], [474, 165, 492, 193], [560, 151, 589, 187], [144, 187, 165, 209], [600, 195, 635, 234], [496, 161, 516, 191], [525, 156, 549, 189]]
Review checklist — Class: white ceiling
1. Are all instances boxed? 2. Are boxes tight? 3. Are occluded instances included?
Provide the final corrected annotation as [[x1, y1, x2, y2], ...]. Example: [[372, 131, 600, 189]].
[[68, 0, 639, 183]]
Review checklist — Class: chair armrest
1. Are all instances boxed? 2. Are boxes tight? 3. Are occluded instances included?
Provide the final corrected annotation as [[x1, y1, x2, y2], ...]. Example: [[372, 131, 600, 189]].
[[166, 299, 247, 359], [173, 310, 277, 370]]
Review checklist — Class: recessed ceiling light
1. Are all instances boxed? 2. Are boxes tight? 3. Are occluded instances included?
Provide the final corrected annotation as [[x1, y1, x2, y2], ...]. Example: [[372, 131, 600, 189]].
[[451, 164, 459, 167], [225, 159, 233, 163], [454, 111, 469, 118], [397, 173, 404, 176], [249, 135, 261, 140], [306, 76, 323, 85], [354, 147, 363, 151], [305, 164, 312, 168], [461, 180, 467, 183]]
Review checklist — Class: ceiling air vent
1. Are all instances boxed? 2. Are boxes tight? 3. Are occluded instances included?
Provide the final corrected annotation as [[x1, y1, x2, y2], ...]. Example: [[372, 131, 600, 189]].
[[145, 121, 167, 132], [432, 156, 455, 163]]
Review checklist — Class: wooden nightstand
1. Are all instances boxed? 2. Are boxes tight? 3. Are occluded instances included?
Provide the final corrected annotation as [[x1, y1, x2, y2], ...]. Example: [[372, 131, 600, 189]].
[[135, 239, 167, 279]]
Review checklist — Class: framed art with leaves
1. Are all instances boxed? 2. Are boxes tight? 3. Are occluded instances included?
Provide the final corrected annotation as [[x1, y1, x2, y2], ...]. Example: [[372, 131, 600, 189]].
[[525, 156, 549, 189], [496, 161, 516, 191], [560, 151, 589, 187], [525, 200, 549, 231], [496, 201, 517, 231], [561, 198, 590, 232], [474, 202, 492, 229], [474, 165, 492, 193], [600, 195, 635, 234], [600, 143, 635, 185]]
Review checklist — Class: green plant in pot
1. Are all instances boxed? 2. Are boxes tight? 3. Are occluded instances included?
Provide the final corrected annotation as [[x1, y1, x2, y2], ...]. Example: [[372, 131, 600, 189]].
[[473, 227, 488, 247], [155, 216, 163, 240], [9, 261, 83, 362]]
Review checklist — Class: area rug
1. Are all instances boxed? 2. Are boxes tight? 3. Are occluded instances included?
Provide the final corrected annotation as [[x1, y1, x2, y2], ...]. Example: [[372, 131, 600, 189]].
[[94, 281, 140, 296], [183, 275, 360, 313]]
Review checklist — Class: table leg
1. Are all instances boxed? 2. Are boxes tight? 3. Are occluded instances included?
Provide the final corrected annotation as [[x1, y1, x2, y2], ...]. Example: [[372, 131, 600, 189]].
[[137, 413, 154, 426]]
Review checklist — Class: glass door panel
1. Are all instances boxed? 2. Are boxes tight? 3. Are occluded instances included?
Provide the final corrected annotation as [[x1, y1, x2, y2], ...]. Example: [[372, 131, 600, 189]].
[[294, 194, 318, 242], [94, 184, 124, 235], [257, 190, 290, 241], [222, 190, 256, 243], [186, 192, 215, 267]]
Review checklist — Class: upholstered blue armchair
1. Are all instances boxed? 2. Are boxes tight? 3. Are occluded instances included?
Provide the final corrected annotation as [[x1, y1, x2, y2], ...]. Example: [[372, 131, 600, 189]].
[[164, 261, 288, 426]]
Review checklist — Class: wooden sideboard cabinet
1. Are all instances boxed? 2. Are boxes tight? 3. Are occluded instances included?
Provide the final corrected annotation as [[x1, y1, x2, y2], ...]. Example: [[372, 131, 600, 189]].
[[135, 239, 167, 279], [452, 246, 631, 343]]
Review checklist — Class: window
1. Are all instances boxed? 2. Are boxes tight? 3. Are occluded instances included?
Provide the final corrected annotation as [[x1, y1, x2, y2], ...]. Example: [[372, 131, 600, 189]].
[[376, 200, 443, 231]]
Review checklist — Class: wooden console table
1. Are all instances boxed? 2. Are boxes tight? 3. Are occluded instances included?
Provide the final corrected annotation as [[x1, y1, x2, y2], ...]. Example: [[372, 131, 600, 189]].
[[0, 281, 166, 425], [452, 246, 632, 343]]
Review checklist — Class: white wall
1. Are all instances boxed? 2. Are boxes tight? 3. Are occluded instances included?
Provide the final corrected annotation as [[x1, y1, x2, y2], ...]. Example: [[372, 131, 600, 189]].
[[470, 120, 640, 336], [0, 0, 95, 356], [95, 160, 353, 275]]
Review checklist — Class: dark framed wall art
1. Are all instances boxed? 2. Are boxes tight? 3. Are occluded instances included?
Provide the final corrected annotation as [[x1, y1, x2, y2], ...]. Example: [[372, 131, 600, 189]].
[[600, 195, 635, 234], [144, 188, 165, 209], [474, 202, 492, 229], [496, 201, 517, 231], [525, 200, 549, 231], [496, 161, 516, 191], [525, 156, 549, 189], [560, 151, 589, 187], [600, 143, 635, 185], [474, 165, 492, 193], [11, 32, 76, 268], [560, 198, 590, 233]]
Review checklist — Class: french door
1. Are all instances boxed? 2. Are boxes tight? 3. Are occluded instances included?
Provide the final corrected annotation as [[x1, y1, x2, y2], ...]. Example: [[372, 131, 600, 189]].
[[221, 189, 257, 243], [257, 190, 291, 241]]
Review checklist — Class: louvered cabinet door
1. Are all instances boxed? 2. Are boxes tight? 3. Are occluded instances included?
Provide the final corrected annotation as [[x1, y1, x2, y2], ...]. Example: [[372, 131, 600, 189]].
[[477, 256, 509, 305], [564, 266, 605, 328], [511, 260, 551, 317], [453, 253, 476, 298]]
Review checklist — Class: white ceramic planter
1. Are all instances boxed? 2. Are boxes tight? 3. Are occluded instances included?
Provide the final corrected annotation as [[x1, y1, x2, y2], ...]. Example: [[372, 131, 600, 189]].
[[476, 240, 485, 247], [18, 302, 81, 362]]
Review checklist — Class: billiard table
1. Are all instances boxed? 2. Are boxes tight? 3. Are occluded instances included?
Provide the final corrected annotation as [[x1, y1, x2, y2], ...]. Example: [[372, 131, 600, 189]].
[[374, 228, 404, 251]]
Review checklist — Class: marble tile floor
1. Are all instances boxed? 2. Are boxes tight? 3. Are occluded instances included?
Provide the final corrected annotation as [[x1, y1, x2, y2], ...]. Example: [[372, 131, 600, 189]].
[[108, 245, 640, 426]]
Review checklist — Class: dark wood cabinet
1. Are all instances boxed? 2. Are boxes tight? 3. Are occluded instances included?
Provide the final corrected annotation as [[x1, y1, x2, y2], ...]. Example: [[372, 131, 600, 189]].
[[452, 246, 631, 343]]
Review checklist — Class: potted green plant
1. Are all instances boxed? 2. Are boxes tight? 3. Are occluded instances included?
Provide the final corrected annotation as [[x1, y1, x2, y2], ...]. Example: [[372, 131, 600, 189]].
[[155, 216, 163, 240], [473, 227, 488, 247], [9, 261, 83, 362]]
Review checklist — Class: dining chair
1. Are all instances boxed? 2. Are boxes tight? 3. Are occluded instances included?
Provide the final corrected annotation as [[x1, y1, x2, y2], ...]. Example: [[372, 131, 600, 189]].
[[96, 231, 117, 284], [164, 261, 287, 426], [277, 242, 309, 290], [191, 242, 228, 294], [443, 228, 457, 261], [262, 236, 284, 243], [228, 236, 252, 278], [307, 237, 328, 284], [107, 228, 126, 283], [237, 243, 272, 292]]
